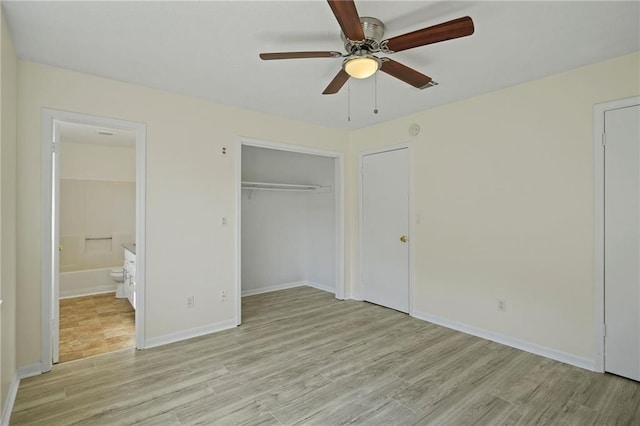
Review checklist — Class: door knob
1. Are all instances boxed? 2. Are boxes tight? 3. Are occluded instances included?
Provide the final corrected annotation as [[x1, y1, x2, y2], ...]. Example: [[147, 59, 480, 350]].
[[58, 245, 64, 252], [400, 235, 408, 243]]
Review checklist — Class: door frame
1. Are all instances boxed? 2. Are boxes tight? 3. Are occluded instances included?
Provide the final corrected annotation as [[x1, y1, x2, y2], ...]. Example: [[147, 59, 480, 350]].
[[235, 137, 345, 325], [41, 108, 147, 372], [358, 143, 413, 315], [593, 96, 640, 372]]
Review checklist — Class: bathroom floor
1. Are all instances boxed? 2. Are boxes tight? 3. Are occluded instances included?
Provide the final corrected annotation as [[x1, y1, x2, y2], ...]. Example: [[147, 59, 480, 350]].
[[59, 293, 134, 363]]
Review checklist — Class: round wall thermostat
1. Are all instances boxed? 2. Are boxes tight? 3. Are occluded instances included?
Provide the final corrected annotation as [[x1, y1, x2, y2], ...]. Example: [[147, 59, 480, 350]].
[[409, 123, 420, 136]]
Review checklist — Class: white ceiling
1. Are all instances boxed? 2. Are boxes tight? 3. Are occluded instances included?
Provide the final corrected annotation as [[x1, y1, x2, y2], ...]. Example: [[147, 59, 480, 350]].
[[3, 1, 639, 129], [59, 121, 136, 148]]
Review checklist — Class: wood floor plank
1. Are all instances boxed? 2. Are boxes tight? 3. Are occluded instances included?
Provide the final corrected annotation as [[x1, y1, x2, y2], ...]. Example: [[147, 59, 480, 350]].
[[288, 374, 410, 425], [436, 392, 515, 426], [238, 412, 281, 426], [10, 286, 640, 425], [343, 398, 416, 425], [399, 345, 523, 423], [133, 411, 182, 426]]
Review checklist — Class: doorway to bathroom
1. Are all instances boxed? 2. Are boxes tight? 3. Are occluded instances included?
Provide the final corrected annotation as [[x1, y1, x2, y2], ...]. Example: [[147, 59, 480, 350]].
[[41, 110, 146, 371]]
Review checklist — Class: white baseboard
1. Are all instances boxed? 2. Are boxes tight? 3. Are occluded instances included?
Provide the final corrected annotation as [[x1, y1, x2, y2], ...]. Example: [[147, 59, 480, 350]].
[[241, 281, 306, 297], [145, 320, 237, 349], [412, 310, 595, 371], [242, 281, 336, 297], [305, 281, 335, 294], [1, 372, 18, 426], [17, 363, 43, 379], [2, 363, 43, 426], [59, 287, 116, 299]]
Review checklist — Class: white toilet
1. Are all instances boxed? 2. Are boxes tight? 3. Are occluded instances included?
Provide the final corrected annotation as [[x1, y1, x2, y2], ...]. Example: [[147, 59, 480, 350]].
[[110, 267, 126, 298]]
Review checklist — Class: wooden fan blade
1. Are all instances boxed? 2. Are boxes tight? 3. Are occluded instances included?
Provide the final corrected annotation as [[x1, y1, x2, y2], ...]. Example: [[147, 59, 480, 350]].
[[260, 51, 342, 60], [380, 59, 433, 89], [327, 0, 364, 41], [323, 69, 350, 95], [383, 16, 474, 53]]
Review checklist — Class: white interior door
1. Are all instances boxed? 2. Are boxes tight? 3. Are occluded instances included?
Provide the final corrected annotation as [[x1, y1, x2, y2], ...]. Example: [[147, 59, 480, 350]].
[[52, 121, 61, 364], [361, 148, 409, 313], [605, 104, 640, 381]]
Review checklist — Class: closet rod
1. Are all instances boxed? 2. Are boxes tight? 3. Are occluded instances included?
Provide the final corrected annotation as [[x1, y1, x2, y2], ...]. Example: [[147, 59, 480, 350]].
[[241, 181, 325, 192]]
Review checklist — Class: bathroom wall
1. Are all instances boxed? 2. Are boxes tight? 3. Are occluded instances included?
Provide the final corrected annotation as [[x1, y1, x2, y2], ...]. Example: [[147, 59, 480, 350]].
[[59, 141, 135, 274], [61, 141, 135, 182]]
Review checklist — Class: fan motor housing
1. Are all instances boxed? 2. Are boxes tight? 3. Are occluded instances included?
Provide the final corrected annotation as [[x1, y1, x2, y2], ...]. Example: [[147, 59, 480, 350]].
[[341, 16, 385, 52]]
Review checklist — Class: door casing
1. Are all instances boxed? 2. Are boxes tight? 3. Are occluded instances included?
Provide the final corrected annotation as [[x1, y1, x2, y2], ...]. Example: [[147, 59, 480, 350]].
[[41, 108, 147, 372], [593, 96, 640, 373], [235, 137, 345, 325]]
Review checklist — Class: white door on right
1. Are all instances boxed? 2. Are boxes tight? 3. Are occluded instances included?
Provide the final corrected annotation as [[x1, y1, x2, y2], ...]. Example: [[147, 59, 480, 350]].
[[605, 104, 640, 381], [361, 148, 409, 313]]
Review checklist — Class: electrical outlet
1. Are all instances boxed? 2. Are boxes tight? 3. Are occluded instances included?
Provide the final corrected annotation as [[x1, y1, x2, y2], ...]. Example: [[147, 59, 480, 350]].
[[221, 216, 228, 226], [187, 296, 195, 309], [222, 146, 228, 155], [220, 290, 227, 302], [497, 299, 506, 312]]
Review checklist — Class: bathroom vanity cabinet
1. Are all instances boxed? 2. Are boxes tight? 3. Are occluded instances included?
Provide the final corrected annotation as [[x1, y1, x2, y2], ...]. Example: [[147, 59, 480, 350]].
[[124, 247, 136, 309]]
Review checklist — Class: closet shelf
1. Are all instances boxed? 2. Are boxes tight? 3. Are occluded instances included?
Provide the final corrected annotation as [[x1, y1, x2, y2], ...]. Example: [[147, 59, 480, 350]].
[[241, 181, 330, 193]]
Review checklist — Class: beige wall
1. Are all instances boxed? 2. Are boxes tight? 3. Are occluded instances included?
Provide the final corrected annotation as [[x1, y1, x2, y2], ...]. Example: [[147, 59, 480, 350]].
[[0, 5, 18, 416], [348, 53, 640, 362], [16, 61, 348, 366]]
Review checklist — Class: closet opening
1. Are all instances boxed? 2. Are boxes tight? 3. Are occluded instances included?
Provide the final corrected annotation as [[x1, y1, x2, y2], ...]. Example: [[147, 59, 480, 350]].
[[236, 139, 344, 324]]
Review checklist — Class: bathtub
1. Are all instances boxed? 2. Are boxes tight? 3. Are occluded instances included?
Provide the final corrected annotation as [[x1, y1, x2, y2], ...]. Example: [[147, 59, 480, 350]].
[[59, 267, 119, 299]]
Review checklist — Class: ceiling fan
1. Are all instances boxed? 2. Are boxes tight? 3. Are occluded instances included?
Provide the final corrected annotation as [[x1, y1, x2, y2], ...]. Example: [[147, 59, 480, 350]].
[[259, 0, 475, 95]]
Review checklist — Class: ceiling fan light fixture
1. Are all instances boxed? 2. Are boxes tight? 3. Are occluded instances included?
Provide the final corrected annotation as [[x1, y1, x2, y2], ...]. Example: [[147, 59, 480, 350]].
[[343, 55, 380, 79]]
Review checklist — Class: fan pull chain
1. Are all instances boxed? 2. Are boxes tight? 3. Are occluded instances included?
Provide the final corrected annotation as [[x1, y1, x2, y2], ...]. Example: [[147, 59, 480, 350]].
[[347, 80, 351, 122], [373, 73, 379, 114]]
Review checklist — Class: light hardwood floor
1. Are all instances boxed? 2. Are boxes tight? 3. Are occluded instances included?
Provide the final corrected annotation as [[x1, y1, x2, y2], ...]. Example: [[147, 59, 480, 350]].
[[11, 287, 640, 425]]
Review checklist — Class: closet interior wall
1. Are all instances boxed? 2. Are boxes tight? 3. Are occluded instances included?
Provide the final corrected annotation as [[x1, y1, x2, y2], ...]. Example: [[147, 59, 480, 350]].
[[241, 145, 336, 296]]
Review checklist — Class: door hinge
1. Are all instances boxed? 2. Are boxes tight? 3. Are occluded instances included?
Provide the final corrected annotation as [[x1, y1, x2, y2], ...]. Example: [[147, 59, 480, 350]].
[[603, 323, 607, 337], [52, 141, 56, 153], [602, 133, 606, 147]]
